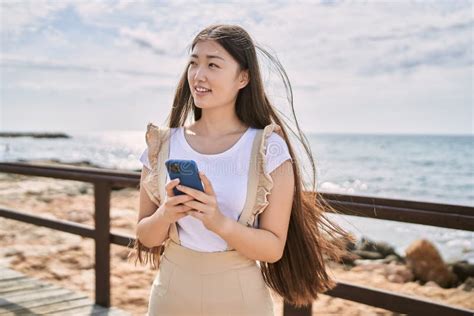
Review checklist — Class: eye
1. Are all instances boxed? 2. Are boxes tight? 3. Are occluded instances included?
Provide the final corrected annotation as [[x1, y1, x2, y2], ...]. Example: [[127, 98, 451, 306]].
[[188, 61, 219, 68]]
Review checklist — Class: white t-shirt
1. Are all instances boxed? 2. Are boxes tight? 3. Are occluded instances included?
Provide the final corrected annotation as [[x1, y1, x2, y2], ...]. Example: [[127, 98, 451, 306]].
[[139, 126, 292, 252]]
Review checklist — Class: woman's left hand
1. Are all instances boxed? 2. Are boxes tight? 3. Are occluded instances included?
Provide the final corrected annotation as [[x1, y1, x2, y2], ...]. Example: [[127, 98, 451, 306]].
[[178, 171, 228, 234]]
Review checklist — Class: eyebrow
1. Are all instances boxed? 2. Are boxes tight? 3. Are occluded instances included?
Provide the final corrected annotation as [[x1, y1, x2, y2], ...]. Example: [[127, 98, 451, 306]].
[[190, 54, 225, 61]]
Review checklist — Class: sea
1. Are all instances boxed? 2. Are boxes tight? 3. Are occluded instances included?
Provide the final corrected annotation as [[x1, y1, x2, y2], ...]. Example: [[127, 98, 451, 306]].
[[1, 130, 473, 264]]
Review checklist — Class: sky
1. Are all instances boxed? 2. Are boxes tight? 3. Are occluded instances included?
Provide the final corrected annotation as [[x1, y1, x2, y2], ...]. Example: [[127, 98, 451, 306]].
[[0, 0, 472, 135]]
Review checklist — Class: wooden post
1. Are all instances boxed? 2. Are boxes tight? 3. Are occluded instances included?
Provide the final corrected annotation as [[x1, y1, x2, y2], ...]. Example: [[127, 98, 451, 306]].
[[94, 181, 111, 307], [283, 301, 312, 316]]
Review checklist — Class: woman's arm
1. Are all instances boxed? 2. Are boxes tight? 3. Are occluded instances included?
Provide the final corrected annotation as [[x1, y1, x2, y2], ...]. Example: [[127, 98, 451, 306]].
[[136, 166, 171, 248], [218, 159, 294, 263]]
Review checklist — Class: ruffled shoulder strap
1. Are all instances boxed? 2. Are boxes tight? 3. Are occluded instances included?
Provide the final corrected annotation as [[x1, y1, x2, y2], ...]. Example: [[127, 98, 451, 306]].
[[141, 122, 171, 207], [248, 122, 284, 225], [234, 122, 285, 228]]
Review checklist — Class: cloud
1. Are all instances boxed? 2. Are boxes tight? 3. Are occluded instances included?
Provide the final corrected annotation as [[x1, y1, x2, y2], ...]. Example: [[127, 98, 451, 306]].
[[0, 0, 472, 133], [0, 1, 72, 36], [119, 26, 168, 56], [0, 55, 172, 78]]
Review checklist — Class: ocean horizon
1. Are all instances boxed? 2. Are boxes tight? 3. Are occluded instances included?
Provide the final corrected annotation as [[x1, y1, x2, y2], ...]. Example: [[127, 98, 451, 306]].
[[1, 130, 473, 264]]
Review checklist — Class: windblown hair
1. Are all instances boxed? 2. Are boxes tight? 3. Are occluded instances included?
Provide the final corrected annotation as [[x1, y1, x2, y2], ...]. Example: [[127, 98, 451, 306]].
[[129, 24, 355, 307]]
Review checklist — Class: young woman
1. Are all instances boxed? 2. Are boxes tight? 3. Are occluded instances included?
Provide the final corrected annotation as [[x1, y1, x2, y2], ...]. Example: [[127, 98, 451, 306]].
[[130, 24, 353, 315]]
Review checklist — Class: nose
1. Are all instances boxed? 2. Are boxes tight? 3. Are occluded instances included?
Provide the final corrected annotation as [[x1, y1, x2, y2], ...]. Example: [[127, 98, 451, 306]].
[[192, 65, 207, 82]]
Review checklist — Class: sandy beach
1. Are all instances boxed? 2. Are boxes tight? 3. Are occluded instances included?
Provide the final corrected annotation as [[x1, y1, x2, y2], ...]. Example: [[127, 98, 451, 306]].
[[0, 169, 473, 315]]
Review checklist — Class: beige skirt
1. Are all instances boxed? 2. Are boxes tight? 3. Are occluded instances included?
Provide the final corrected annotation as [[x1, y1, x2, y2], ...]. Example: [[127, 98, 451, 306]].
[[147, 240, 275, 316]]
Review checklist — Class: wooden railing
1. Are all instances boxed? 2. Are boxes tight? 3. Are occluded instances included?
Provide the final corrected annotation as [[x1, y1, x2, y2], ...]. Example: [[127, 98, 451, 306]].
[[0, 162, 473, 316]]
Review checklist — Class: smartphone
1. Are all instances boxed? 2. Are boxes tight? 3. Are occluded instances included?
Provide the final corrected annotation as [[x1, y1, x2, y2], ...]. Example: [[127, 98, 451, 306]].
[[165, 159, 204, 196]]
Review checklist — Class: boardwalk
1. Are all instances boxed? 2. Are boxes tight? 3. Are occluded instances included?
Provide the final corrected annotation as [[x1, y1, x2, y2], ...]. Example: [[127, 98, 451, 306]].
[[0, 266, 130, 315]]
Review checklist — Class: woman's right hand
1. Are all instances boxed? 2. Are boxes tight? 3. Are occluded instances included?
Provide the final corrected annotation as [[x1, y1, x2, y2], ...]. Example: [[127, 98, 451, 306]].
[[156, 178, 194, 224]]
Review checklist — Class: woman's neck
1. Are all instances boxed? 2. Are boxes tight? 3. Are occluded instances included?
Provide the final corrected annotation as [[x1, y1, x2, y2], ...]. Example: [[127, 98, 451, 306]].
[[191, 110, 248, 138]]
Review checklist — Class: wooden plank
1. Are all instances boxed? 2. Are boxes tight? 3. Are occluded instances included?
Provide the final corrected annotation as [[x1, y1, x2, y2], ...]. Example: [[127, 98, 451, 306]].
[[0, 279, 56, 294], [11, 297, 93, 315], [0, 292, 85, 315], [0, 163, 138, 188], [47, 303, 114, 315], [326, 281, 474, 316], [91, 308, 131, 316], [0, 267, 25, 280], [0, 267, 130, 315], [0, 271, 24, 282], [0, 278, 33, 289], [0, 288, 72, 306], [0, 284, 61, 299], [0, 208, 95, 239]]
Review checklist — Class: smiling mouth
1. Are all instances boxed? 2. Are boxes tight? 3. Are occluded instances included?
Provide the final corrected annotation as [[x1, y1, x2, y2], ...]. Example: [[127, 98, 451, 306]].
[[195, 87, 212, 95]]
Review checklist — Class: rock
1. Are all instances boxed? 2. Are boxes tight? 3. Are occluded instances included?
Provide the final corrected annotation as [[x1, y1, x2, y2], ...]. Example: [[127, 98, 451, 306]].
[[457, 276, 474, 292], [380, 254, 404, 264], [385, 262, 414, 283], [0, 132, 70, 138], [358, 237, 397, 256], [357, 237, 377, 251], [405, 239, 457, 288], [352, 250, 384, 260], [339, 252, 360, 265], [354, 255, 405, 265], [345, 238, 357, 251], [351, 261, 414, 283], [79, 185, 89, 194], [387, 274, 408, 283], [425, 281, 440, 288], [451, 261, 474, 282], [374, 242, 398, 257], [352, 237, 403, 262], [353, 259, 378, 266]]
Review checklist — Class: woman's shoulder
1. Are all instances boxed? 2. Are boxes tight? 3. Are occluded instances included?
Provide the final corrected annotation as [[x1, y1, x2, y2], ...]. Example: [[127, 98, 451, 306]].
[[267, 130, 286, 144], [254, 123, 292, 175], [143, 123, 179, 158], [145, 122, 178, 139], [146, 122, 181, 129], [254, 123, 286, 142]]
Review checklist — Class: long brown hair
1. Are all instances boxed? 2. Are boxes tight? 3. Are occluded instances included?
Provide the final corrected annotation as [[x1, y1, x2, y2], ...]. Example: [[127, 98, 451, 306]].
[[130, 24, 354, 307]]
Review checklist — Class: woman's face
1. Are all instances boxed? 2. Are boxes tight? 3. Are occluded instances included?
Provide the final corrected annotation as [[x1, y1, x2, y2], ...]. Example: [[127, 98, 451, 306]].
[[187, 40, 249, 110]]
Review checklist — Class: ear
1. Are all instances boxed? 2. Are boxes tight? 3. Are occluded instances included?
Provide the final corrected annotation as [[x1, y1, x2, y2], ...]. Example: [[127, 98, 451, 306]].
[[238, 69, 249, 89]]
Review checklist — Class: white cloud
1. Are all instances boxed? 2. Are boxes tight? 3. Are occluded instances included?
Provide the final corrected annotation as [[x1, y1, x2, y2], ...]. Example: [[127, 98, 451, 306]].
[[0, 0, 70, 36], [0, 0, 472, 133]]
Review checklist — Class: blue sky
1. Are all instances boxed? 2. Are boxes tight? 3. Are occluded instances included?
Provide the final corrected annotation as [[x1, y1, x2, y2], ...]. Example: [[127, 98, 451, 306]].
[[0, 0, 472, 135]]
